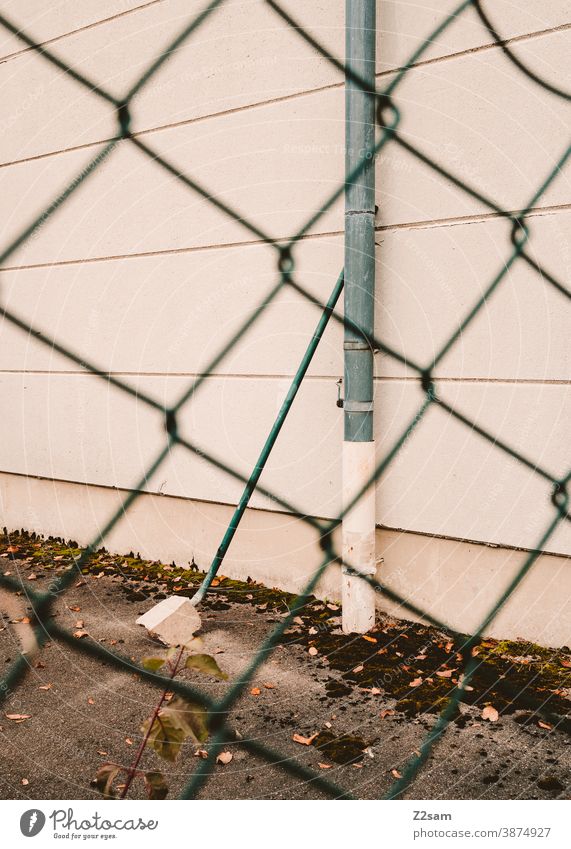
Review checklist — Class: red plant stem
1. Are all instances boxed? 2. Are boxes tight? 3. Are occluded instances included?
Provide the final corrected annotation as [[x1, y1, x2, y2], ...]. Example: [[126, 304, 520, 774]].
[[120, 646, 185, 799]]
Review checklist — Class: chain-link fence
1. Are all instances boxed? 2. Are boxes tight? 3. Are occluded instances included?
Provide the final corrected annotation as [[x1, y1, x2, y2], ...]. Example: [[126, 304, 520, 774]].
[[0, 0, 569, 800]]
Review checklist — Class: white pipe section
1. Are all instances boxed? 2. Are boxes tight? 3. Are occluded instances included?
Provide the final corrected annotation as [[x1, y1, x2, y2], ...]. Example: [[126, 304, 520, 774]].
[[341, 440, 377, 633]]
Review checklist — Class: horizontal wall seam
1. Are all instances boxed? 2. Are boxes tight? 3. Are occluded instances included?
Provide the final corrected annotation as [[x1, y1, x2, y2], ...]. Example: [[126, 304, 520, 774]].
[[0, 204, 569, 274], [0, 1, 165, 64], [0, 468, 568, 559], [374, 20, 571, 80], [0, 22, 568, 171], [0, 371, 569, 386], [376, 523, 571, 561]]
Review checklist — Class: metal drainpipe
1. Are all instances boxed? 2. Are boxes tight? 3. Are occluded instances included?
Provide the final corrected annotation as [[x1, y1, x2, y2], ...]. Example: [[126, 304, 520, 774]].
[[342, 0, 377, 634]]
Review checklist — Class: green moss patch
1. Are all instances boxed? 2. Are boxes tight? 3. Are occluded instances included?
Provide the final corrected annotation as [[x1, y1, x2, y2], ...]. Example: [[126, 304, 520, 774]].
[[2, 530, 570, 723], [313, 731, 367, 764]]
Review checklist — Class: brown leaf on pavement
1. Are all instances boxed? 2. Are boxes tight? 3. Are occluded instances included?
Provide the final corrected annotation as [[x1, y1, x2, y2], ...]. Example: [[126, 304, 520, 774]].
[[481, 705, 499, 722], [292, 732, 318, 746]]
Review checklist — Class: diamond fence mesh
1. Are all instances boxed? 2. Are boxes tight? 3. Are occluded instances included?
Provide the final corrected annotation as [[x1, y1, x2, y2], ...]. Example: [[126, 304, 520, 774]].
[[0, 0, 569, 800]]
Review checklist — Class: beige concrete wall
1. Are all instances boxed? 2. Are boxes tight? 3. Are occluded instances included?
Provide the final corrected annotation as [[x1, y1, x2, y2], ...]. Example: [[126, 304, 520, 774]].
[[0, 2, 569, 641]]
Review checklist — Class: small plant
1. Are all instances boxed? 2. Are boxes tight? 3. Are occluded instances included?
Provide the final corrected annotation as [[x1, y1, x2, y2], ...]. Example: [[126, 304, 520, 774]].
[[93, 640, 227, 799]]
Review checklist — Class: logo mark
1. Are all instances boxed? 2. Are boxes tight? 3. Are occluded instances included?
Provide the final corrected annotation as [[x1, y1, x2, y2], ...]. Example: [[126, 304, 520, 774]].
[[20, 810, 46, 837]]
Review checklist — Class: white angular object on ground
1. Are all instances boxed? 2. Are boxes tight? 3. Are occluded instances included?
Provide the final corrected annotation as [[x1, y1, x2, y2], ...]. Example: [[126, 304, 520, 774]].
[[136, 596, 201, 646]]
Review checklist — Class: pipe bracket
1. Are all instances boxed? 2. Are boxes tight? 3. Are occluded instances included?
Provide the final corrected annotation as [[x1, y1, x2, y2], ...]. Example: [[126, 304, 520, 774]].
[[343, 400, 374, 413]]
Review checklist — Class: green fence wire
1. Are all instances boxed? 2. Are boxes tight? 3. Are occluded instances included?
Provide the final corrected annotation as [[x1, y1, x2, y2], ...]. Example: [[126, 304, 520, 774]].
[[0, 0, 569, 801]]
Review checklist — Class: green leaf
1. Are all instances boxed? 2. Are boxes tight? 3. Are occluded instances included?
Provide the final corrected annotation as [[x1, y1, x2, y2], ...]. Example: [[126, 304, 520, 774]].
[[143, 714, 186, 762], [163, 696, 209, 745], [144, 771, 168, 800], [185, 653, 228, 680], [93, 763, 120, 798], [141, 656, 166, 672], [142, 697, 209, 763]]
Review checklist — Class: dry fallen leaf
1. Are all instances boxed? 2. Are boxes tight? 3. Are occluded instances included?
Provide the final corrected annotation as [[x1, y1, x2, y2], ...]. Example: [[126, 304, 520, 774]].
[[308, 647, 318, 657], [263, 682, 276, 689], [538, 720, 553, 730], [67, 605, 81, 612], [87, 698, 95, 705], [318, 763, 333, 769], [292, 732, 318, 746], [391, 768, 402, 779], [125, 737, 134, 746], [352, 665, 364, 673], [560, 659, 571, 669], [216, 751, 233, 765], [21, 778, 29, 786], [380, 709, 396, 719], [194, 749, 208, 759], [308, 626, 318, 635], [73, 629, 88, 639], [481, 705, 499, 722], [38, 684, 52, 691], [5, 714, 31, 722], [97, 750, 108, 757], [250, 687, 261, 696], [436, 670, 453, 678], [409, 677, 423, 688], [362, 635, 377, 643]]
